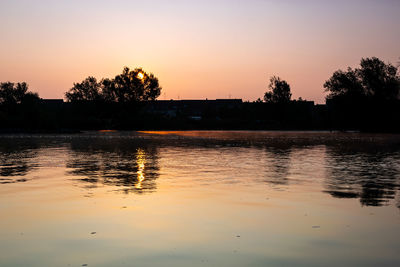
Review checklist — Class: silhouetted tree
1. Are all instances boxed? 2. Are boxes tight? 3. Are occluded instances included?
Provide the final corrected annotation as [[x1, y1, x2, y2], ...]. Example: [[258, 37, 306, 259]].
[[358, 57, 399, 100], [324, 57, 400, 131], [104, 67, 161, 103], [264, 76, 292, 103], [323, 68, 364, 100], [66, 67, 162, 103], [65, 76, 102, 102], [324, 57, 400, 101], [0, 82, 39, 105], [100, 78, 116, 102]]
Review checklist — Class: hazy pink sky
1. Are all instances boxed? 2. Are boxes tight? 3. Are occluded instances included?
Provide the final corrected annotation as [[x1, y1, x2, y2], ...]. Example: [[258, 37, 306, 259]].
[[1, 0, 399, 103]]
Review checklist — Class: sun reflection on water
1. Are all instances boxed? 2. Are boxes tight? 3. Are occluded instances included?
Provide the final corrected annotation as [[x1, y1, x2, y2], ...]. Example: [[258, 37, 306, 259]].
[[135, 148, 146, 189]]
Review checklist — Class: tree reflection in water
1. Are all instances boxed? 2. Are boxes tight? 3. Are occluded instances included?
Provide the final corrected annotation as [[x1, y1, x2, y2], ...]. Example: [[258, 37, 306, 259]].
[[0, 139, 38, 184], [1, 132, 399, 209], [324, 143, 400, 207], [263, 145, 292, 186], [66, 139, 159, 194]]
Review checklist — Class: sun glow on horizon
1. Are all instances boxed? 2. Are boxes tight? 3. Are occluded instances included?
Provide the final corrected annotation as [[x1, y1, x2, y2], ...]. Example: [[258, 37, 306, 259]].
[[0, 1, 399, 104]]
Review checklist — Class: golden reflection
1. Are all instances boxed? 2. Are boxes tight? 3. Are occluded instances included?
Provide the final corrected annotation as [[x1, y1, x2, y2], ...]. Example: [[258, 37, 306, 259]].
[[139, 131, 180, 135], [139, 131, 199, 136], [135, 148, 146, 189], [98, 130, 117, 132]]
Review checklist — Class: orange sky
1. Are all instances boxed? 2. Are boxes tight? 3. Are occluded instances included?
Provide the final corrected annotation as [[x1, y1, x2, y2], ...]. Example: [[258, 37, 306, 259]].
[[0, 0, 399, 103]]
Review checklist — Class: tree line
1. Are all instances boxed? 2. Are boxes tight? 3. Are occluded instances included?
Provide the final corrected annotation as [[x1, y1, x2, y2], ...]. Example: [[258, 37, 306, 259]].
[[263, 57, 400, 104], [1, 57, 399, 132], [260, 57, 400, 131], [0, 67, 161, 106], [65, 67, 161, 102]]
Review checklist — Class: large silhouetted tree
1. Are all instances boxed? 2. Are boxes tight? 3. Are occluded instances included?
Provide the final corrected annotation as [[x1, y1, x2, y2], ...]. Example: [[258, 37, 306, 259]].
[[358, 57, 399, 100], [65, 76, 102, 102], [65, 67, 162, 103], [324, 57, 400, 101], [264, 76, 292, 103], [106, 67, 161, 103], [323, 68, 364, 100], [0, 82, 39, 105], [324, 57, 400, 131], [100, 78, 116, 102]]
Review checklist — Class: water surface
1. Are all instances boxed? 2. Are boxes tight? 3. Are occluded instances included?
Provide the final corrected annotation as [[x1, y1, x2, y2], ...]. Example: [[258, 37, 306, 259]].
[[0, 131, 399, 266]]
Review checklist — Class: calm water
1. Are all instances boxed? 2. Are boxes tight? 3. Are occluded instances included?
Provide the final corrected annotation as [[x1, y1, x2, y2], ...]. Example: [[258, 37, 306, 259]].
[[0, 131, 399, 267]]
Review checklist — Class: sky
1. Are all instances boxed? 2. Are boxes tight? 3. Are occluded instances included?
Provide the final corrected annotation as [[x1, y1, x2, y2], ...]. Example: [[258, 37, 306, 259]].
[[0, 0, 399, 103]]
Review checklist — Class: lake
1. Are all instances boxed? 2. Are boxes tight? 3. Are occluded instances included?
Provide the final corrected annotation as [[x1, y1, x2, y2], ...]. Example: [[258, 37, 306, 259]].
[[0, 131, 399, 267]]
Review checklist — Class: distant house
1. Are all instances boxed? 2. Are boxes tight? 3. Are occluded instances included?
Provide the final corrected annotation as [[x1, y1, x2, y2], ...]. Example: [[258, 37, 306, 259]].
[[41, 99, 64, 107], [144, 99, 243, 119]]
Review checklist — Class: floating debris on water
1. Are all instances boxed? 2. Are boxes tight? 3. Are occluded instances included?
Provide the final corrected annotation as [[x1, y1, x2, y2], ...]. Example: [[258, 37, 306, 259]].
[[90, 232, 96, 235], [312, 226, 320, 229]]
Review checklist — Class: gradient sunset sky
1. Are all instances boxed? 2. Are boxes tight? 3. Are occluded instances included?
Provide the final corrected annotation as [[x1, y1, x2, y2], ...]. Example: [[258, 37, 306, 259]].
[[1, 0, 399, 103]]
